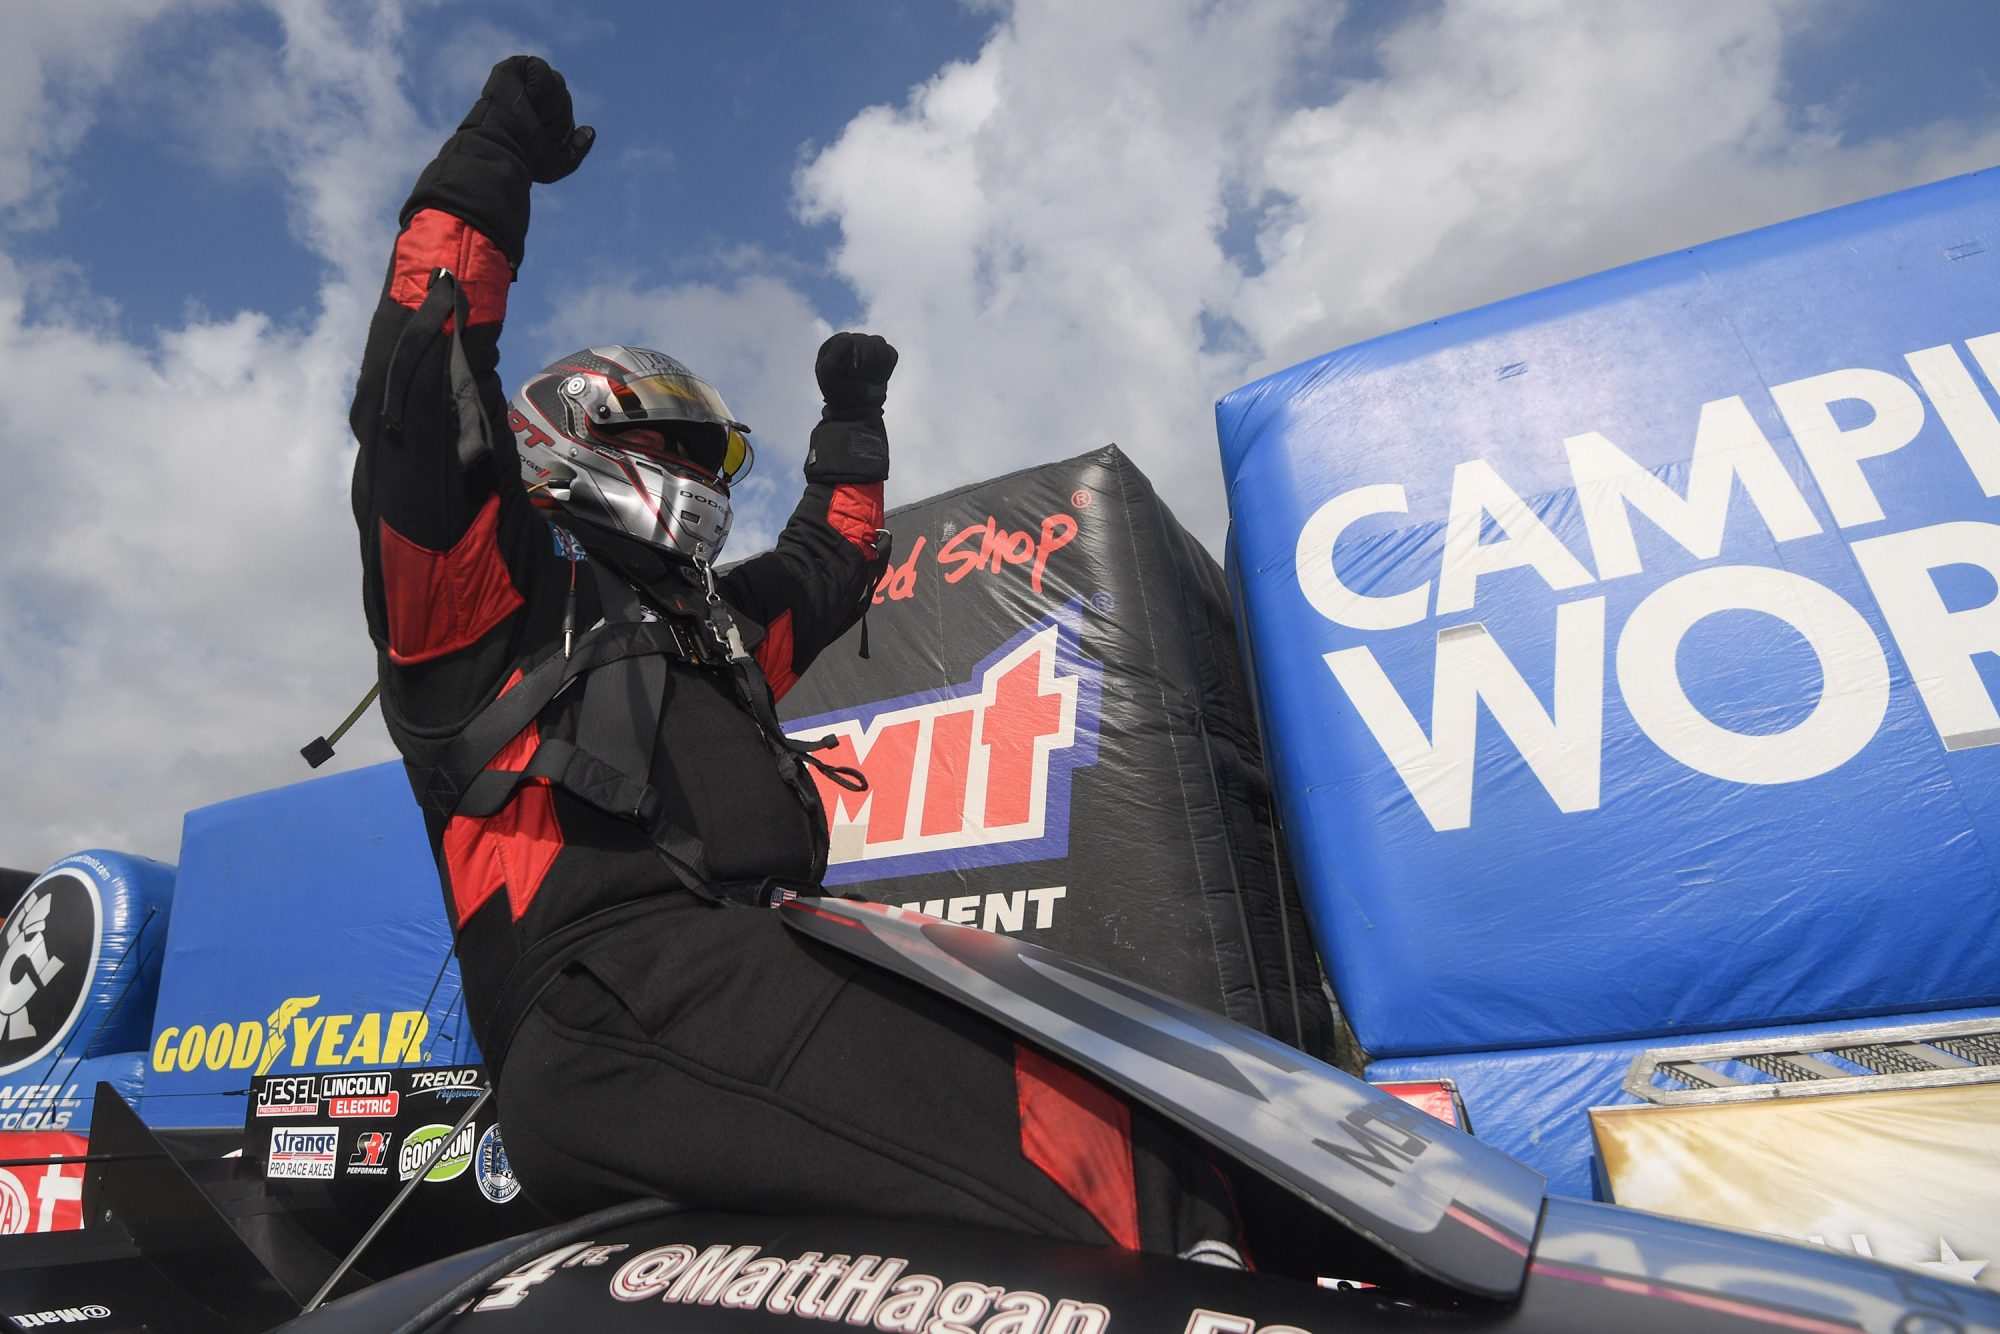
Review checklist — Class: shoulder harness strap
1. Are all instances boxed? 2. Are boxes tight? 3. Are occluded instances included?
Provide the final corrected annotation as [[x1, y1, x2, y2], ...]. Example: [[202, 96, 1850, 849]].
[[405, 540, 866, 906]]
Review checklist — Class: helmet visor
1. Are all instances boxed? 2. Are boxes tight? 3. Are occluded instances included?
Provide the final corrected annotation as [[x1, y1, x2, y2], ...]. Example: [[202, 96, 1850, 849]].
[[608, 421, 755, 486], [613, 370, 732, 424], [610, 372, 754, 483]]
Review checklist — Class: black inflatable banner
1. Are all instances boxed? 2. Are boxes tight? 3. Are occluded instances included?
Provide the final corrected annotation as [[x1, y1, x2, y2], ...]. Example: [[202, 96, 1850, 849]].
[[778, 446, 1333, 1058]]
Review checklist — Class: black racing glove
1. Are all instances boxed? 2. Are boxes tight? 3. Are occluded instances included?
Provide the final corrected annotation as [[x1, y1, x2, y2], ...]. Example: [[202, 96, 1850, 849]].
[[461, 55, 596, 185], [403, 55, 594, 270], [805, 332, 898, 484]]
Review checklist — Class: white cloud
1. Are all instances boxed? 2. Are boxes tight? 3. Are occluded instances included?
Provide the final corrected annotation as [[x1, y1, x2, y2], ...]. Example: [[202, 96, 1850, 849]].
[[1236, 0, 2000, 368], [0, 267, 382, 864], [797, 0, 1337, 541], [795, 0, 2000, 554], [0, 0, 439, 870]]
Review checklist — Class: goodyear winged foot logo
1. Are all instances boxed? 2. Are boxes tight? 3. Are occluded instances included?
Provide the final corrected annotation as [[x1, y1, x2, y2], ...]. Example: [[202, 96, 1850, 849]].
[[151, 993, 431, 1075], [787, 600, 1103, 884]]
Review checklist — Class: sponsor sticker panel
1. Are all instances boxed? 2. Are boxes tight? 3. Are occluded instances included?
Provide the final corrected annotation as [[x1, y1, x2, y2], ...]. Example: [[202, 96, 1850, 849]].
[[245, 1063, 540, 1266], [246, 1064, 552, 1272]]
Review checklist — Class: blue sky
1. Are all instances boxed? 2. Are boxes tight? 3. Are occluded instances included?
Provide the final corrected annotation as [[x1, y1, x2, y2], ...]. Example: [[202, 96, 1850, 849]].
[[8, 0, 2000, 867], [14, 4, 1002, 341]]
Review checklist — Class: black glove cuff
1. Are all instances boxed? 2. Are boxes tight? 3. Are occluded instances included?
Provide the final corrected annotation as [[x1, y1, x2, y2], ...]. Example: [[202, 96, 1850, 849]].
[[402, 127, 534, 270], [818, 387, 888, 421], [805, 416, 890, 484]]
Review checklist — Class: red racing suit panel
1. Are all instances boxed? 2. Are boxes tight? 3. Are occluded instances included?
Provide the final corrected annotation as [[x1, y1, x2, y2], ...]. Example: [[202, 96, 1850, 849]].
[[725, 481, 882, 703], [1015, 1041, 1140, 1249], [377, 497, 524, 665], [389, 208, 512, 327]]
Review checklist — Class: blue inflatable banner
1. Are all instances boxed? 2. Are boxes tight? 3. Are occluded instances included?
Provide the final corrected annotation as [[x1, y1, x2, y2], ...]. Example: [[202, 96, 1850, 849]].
[[1219, 168, 2000, 1057], [1, 851, 173, 1078], [143, 763, 476, 1127]]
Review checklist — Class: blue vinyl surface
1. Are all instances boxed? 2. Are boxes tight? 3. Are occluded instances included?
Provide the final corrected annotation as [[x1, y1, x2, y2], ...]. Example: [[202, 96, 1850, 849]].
[[1221, 168, 2000, 1057], [140, 762, 475, 1127]]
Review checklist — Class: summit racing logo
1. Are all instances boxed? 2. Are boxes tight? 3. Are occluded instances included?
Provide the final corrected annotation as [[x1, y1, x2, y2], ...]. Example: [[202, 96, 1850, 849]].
[[787, 602, 1102, 884], [0, 871, 101, 1077]]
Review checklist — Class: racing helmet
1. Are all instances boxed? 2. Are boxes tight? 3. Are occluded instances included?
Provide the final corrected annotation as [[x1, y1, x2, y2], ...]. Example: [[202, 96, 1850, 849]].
[[508, 345, 755, 563]]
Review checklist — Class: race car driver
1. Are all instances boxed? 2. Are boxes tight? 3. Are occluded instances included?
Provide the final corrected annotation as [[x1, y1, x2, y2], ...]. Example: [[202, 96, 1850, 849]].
[[350, 54, 1242, 1262]]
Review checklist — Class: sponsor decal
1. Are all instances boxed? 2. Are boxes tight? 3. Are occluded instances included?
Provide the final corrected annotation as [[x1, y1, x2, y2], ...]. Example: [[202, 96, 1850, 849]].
[[267, 1126, 338, 1181], [7, 1308, 112, 1327], [602, 1243, 1110, 1330], [872, 508, 1080, 603], [897, 886, 1067, 934], [788, 602, 1103, 883], [321, 1070, 398, 1118], [1294, 328, 2000, 831], [1317, 1105, 1434, 1188], [472, 1242, 631, 1311], [409, 1067, 483, 1099], [346, 1131, 392, 1177], [329, 1093, 398, 1118], [475, 1123, 520, 1204], [254, 1075, 318, 1118], [1808, 1234, 1990, 1286], [0, 871, 102, 1076], [0, 1172, 25, 1235], [0, 1133, 85, 1235], [150, 996, 430, 1076], [0, 1082, 83, 1133], [319, 1071, 390, 1098], [548, 523, 589, 563], [399, 1123, 477, 1183]]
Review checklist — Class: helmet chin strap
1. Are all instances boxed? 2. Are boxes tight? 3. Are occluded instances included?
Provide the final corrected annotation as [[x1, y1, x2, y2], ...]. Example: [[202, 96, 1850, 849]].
[[694, 550, 751, 663], [687, 549, 869, 799]]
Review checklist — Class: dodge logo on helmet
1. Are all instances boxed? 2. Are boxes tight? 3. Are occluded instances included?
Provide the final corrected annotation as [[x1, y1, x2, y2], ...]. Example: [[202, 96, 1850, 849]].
[[507, 345, 755, 563]]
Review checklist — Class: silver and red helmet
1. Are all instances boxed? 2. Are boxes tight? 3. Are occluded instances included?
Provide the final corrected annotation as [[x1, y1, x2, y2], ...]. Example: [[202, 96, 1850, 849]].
[[507, 345, 755, 562]]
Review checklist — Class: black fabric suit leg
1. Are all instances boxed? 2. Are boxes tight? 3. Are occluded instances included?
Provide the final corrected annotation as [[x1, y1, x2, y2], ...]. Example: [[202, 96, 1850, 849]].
[[496, 914, 1108, 1243]]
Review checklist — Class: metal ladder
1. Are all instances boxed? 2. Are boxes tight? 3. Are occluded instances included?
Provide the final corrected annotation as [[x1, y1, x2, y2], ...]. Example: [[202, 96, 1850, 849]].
[[1625, 1017, 2000, 1105]]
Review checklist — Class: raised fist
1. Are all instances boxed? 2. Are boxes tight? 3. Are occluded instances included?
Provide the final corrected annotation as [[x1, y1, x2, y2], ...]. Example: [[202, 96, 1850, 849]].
[[463, 55, 595, 184], [814, 332, 899, 419]]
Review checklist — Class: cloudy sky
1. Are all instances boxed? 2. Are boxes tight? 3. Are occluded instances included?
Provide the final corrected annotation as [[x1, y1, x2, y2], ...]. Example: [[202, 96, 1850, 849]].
[[6, 0, 2000, 871]]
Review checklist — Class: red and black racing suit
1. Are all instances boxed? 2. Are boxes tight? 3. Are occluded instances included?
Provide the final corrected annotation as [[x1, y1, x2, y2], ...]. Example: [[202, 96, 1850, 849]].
[[350, 106, 1238, 1254]]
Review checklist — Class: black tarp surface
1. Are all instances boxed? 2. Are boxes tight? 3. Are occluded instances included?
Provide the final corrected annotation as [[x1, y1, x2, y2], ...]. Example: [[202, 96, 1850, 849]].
[[778, 445, 1332, 1057]]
